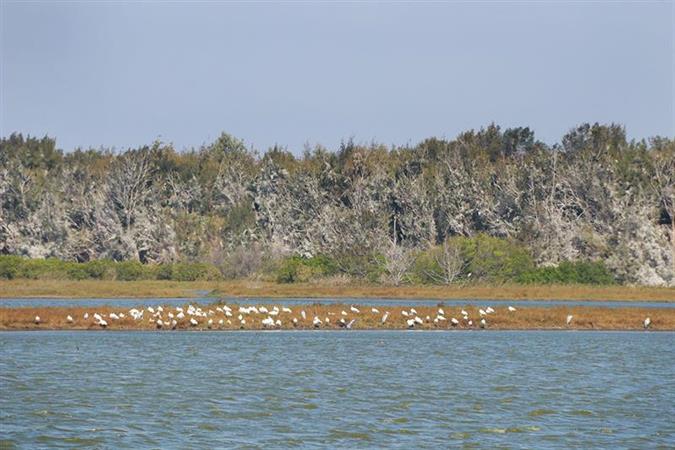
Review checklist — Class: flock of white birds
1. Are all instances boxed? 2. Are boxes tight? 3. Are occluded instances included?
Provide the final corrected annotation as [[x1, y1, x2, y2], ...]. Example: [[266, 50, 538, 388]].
[[30, 304, 653, 330]]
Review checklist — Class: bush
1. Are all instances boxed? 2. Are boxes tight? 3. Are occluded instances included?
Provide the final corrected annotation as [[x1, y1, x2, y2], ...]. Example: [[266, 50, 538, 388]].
[[275, 255, 339, 283], [0, 255, 24, 279], [114, 261, 150, 281], [517, 261, 615, 285], [170, 262, 221, 281]]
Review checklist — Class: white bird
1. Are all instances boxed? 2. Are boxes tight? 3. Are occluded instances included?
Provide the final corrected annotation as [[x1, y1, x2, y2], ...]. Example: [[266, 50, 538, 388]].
[[190, 318, 198, 326], [93, 313, 102, 322], [176, 312, 185, 319], [438, 308, 445, 316], [292, 318, 298, 326], [350, 306, 360, 314], [262, 317, 275, 327], [341, 310, 348, 316], [240, 319, 246, 326], [216, 307, 223, 313], [435, 315, 446, 321], [468, 320, 473, 326], [406, 318, 416, 328], [312, 316, 322, 327], [119, 313, 125, 318], [207, 318, 213, 328], [171, 319, 178, 329], [301, 310, 306, 320], [371, 308, 380, 314], [425, 315, 431, 323], [508, 306, 517, 312], [147, 307, 155, 314], [566, 315, 573, 326], [218, 319, 224, 326], [382, 312, 390, 323], [98, 319, 108, 328], [109, 313, 119, 320], [461, 310, 468, 316], [167, 312, 174, 319], [157, 306, 163, 313], [325, 317, 330, 324], [237, 314, 243, 321], [644, 317, 651, 329], [414, 316, 423, 325], [156, 319, 164, 328], [451, 318, 459, 326], [269, 309, 279, 316], [410, 308, 417, 315], [346, 319, 356, 329], [275, 319, 282, 327], [486, 307, 495, 314], [34, 315, 41, 324], [480, 318, 486, 328], [282, 307, 292, 313], [401, 310, 409, 317], [66, 315, 74, 323], [225, 311, 233, 317], [479, 309, 487, 317], [259, 306, 269, 314], [83, 312, 89, 320]]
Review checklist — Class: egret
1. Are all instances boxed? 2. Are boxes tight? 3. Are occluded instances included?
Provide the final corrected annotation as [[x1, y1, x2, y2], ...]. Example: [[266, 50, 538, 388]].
[[346, 319, 356, 329], [34, 316, 41, 324], [371, 308, 380, 314], [401, 311, 409, 317], [644, 317, 651, 329], [479, 309, 486, 317], [98, 319, 108, 328], [312, 316, 322, 328], [262, 317, 275, 327], [435, 315, 446, 322], [176, 312, 185, 319], [260, 306, 269, 314], [468, 320, 473, 326], [438, 308, 445, 316], [341, 310, 348, 316], [119, 313, 125, 319], [207, 318, 213, 329], [218, 319, 224, 326], [109, 313, 119, 320], [216, 307, 223, 313], [269, 309, 279, 316], [190, 318, 198, 327], [461, 309, 468, 316], [94, 313, 102, 322], [148, 307, 155, 314], [406, 318, 416, 328], [480, 319, 486, 328], [157, 306, 163, 313], [451, 318, 459, 326], [350, 306, 360, 314], [425, 315, 431, 323], [292, 318, 298, 326], [486, 307, 495, 314], [301, 310, 307, 320], [225, 311, 233, 317], [84, 312, 89, 319], [414, 316, 423, 325], [171, 320, 178, 329], [566, 315, 573, 326], [156, 319, 164, 328], [382, 312, 390, 324], [282, 307, 292, 313], [66, 315, 74, 323], [508, 306, 517, 312], [275, 319, 282, 327], [410, 308, 417, 315]]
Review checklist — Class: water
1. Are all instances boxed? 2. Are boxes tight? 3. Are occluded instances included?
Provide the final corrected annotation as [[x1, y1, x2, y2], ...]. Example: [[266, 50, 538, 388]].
[[1, 331, 674, 448], [2, 296, 674, 309]]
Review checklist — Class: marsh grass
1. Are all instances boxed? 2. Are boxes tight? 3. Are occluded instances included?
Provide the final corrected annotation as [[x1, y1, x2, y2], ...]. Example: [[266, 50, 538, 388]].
[[1, 279, 674, 301]]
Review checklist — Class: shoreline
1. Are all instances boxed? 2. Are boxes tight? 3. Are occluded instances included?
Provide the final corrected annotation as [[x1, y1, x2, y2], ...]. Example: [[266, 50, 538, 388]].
[[3, 303, 674, 331], [1, 280, 674, 301]]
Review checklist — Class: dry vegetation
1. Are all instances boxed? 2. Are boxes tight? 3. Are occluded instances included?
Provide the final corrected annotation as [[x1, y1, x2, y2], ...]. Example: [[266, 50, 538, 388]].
[[1, 280, 674, 302], [2, 303, 673, 331]]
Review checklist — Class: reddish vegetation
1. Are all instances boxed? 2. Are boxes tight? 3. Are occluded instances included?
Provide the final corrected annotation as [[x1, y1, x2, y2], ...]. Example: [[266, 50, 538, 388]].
[[1, 303, 673, 331]]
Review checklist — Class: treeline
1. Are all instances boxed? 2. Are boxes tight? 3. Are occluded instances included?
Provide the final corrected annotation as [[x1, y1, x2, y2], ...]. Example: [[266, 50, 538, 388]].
[[0, 123, 673, 286]]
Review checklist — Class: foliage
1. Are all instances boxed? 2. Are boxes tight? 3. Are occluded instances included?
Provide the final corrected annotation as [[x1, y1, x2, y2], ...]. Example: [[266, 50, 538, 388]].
[[517, 261, 616, 285]]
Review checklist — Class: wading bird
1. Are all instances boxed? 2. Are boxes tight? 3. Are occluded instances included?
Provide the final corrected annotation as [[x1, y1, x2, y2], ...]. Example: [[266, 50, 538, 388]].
[[644, 317, 651, 329], [566, 315, 573, 326], [508, 306, 517, 312]]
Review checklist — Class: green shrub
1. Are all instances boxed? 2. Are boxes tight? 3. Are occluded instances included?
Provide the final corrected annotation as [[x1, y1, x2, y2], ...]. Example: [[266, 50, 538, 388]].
[[517, 260, 615, 285], [275, 255, 340, 283], [458, 234, 534, 282], [114, 261, 149, 281], [170, 262, 221, 281], [0, 255, 24, 279], [83, 259, 116, 280]]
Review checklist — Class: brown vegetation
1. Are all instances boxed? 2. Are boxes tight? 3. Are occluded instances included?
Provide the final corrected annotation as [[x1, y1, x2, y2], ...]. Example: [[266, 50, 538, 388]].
[[2, 303, 673, 331], [0, 279, 674, 301]]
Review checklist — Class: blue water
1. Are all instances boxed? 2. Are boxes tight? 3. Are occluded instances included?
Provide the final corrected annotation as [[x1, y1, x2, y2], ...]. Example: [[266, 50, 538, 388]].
[[2, 296, 674, 309], [1, 330, 674, 448]]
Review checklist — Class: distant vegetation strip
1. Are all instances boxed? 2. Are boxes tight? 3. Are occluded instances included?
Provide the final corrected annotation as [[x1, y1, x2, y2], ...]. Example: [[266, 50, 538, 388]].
[[1, 279, 673, 302]]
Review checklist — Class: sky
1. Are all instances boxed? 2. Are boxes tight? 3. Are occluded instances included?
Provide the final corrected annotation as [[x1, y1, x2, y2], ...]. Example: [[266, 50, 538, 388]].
[[1, 1, 673, 154]]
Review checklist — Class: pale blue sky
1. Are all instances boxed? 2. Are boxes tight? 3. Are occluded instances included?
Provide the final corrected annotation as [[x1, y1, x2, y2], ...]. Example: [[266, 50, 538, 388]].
[[1, 1, 673, 153]]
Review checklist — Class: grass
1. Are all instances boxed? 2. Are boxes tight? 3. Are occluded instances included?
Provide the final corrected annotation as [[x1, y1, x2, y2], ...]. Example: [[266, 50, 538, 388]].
[[0, 279, 674, 301], [2, 303, 673, 331]]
